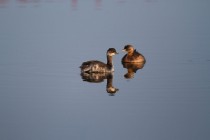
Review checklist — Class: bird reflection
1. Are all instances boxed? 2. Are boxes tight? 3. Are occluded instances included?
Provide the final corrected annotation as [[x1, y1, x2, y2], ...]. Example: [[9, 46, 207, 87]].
[[80, 72, 119, 96], [122, 62, 145, 79]]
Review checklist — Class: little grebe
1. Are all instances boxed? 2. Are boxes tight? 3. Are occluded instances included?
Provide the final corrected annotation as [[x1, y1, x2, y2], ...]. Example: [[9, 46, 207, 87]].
[[80, 48, 118, 73], [122, 45, 145, 63]]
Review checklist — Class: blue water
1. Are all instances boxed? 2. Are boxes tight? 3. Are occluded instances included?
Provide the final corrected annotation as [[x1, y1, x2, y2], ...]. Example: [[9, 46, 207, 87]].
[[0, 0, 210, 140]]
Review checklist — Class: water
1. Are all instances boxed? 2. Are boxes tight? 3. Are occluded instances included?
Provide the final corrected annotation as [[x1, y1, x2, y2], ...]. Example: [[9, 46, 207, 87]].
[[0, 0, 210, 140]]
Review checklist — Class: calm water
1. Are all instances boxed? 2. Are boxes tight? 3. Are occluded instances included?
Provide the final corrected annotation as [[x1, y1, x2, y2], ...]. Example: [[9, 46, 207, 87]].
[[1, 0, 210, 140]]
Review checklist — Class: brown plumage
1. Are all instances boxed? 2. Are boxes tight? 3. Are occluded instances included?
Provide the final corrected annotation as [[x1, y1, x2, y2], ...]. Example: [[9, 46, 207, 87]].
[[122, 45, 146, 63], [80, 48, 118, 73]]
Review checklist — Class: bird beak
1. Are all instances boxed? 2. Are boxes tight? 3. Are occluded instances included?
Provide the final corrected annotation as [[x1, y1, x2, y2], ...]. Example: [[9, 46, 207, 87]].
[[122, 49, 126, 52]]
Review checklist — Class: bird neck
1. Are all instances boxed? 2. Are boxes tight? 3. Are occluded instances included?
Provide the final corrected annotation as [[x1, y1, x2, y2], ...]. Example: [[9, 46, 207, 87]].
[[107, 55, 113, 67], [127, 50, 134, 56]]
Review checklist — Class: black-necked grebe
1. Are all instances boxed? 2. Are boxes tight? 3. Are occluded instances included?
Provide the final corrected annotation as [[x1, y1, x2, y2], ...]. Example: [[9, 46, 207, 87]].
[[80, 48, 118, 73], [122, 45, 146, 63]]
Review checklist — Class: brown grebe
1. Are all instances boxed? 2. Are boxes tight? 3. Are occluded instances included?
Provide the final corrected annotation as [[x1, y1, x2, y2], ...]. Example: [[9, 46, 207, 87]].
[[122, 45, 146, 63], [80, 48, 118, 73]]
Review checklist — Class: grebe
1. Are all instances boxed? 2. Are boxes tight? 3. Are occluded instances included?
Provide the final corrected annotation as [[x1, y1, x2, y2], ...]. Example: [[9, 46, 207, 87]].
[[80, 48, 118, 73], [122, 45, 146, 63]]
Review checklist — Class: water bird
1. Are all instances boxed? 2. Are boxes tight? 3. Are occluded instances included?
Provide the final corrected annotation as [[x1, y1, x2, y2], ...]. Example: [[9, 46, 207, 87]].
[[80, 48, 118, 73], [122, 45, 146, 63]]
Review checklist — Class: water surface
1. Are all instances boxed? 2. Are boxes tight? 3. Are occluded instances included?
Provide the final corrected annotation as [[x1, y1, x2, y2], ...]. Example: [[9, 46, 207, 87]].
[[0, 0, 210, 140]]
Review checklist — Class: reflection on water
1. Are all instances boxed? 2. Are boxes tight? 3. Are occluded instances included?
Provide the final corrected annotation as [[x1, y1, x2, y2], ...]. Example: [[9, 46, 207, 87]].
[[122, 62, 145, 79], [1, 0, 210, 139], [80, 61, 146, 95], [80, 72, 119, 96]]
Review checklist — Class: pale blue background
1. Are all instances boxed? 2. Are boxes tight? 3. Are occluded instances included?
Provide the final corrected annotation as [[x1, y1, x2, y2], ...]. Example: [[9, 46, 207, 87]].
[[0, 0, 210, 140]]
